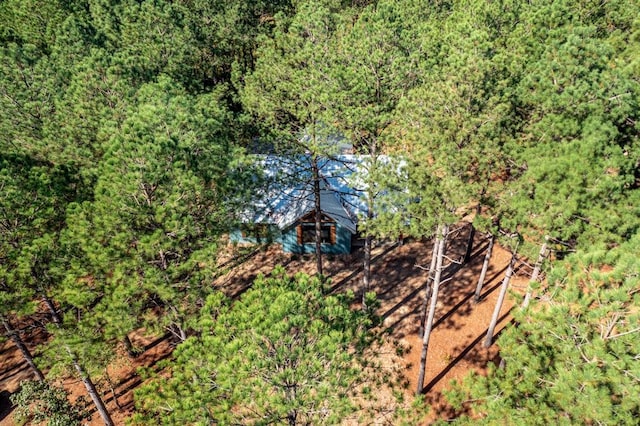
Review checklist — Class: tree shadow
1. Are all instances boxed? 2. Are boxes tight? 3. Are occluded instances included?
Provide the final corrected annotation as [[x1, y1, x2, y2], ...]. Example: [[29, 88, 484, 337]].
[[369, 227, 503, 341], [432, 266, 508, 332], [380, 285, 423, 322], [422, 310, 514, 394], [143, 334, 170, 353], [77, 338, 174, 417], [0, 390, 13, 422], [101, 348, 174, 413], [214, 246, 293, 297], [327, 242, 400, 294], [0, 363, 30, 384]]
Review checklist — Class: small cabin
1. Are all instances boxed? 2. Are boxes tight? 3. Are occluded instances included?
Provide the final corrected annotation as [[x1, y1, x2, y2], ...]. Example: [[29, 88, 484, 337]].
[[231, 156, 364, 254]]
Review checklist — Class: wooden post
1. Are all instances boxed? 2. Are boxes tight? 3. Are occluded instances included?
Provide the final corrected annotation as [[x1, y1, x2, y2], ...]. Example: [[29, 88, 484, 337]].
[[484, 253, 516, 348], [474, 234, 494, 302], [416, 224, 448, 395]]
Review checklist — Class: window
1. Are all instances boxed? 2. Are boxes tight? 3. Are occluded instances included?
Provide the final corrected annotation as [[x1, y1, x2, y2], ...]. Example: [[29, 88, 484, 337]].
[[298, 223, 336, 245]]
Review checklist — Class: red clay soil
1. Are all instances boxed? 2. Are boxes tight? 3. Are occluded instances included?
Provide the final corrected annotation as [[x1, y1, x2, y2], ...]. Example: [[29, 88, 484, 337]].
[[0, 223, 531, 425], [0, 328, 172, 426]]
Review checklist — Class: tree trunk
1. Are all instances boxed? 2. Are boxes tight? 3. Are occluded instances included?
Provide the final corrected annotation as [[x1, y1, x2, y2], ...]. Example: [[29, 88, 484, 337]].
[[419, 226, 440, 337], [463, 204, 481, 263], [167, 305, 188, 344], [41, 293, 61, 324], [463, 223, 476, 264], [474, 234, 494, 302], [522, 237, 548, 309], [361, 193, 374, 309], [362, 234, 372, 309], [416, 224, 448, 395], [311, 155, 323, 278], [49, 310, 114, 425], [483, 253, 516, 348], [104, 368, 122, 410], [123, 334, 139, 358], [67, 348, 114, 426], [167, 322, 187, 344], [1, 315, 45, 381], [362, 143, 377, 309]]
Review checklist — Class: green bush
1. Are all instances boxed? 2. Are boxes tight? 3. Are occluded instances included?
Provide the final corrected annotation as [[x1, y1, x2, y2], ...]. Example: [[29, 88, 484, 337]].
[[10, 380, 83, 426]]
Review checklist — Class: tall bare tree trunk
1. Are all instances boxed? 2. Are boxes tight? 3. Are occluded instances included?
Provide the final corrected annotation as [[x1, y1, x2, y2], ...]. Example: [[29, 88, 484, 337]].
[[311, 155, 323, 278], [362, 233, 372, 309], [419, 226, 440, 337], [362, 144, 378, 309], [484, 253, 516, 348], [474, 234, 494, 302], [68, 350, 114, 426], [1, 315, 45, 381], [47, 300, 114, 425], [463, 204, 481, 263], [41, 293, 61, 324], [361, 197, 375, 309], [416, 224, 448, 395], [522, 237, 548, 309]]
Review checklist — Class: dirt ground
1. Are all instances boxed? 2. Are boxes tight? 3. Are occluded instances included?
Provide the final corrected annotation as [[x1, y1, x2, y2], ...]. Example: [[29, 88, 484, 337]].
[[0, 223, 531, 425]]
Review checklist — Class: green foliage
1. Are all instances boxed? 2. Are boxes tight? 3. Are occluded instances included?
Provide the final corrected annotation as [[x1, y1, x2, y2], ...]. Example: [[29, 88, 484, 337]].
[[183, 0, 294, 88], [495, 0, 640, 248], [1, 0, 639, 423], [10, 380, 84, 426], [133, 267, 374, 424], [0, 154, 80, 331], [55, 77, 243, 354], [374, 0, 517, 237], [448, 231, 640, 425], [329, 0, 422, 239], [241, 0, 347, 146]]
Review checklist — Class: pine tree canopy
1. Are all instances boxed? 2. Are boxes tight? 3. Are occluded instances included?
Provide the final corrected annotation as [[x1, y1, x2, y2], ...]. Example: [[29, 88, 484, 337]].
[[132, 268, 372, 425], [0, 0, 638, 423]]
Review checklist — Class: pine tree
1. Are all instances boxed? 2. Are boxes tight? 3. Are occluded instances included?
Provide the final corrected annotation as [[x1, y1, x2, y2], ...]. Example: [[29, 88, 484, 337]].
[[497, 0, 640, 252], [330, 0, 419, 306], [133, 267, 374, 424], [241, 0, 348, 276], [416, 224, 448, 395], [61, 77, 241, 347]]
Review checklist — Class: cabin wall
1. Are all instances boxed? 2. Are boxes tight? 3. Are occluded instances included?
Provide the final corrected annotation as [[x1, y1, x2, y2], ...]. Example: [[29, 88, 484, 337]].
[[282, 223, 352, 254], [231, 223, 353, 254], [230, 225, 280, 245]]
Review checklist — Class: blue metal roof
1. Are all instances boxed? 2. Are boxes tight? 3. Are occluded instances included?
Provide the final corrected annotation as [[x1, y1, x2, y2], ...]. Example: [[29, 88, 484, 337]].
[[244, 155, 368, 234]]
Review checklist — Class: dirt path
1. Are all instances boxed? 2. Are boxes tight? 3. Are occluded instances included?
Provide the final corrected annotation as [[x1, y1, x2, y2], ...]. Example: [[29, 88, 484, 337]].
[[0, 224, 530, 425]]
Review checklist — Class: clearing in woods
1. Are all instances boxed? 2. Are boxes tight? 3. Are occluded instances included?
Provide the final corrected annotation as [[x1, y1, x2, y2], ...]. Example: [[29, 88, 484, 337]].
[[0, 223, 528, 424]]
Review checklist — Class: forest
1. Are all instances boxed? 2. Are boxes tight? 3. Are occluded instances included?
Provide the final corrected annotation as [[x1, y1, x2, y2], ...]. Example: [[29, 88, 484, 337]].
[[0, 0, 639, 424]]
